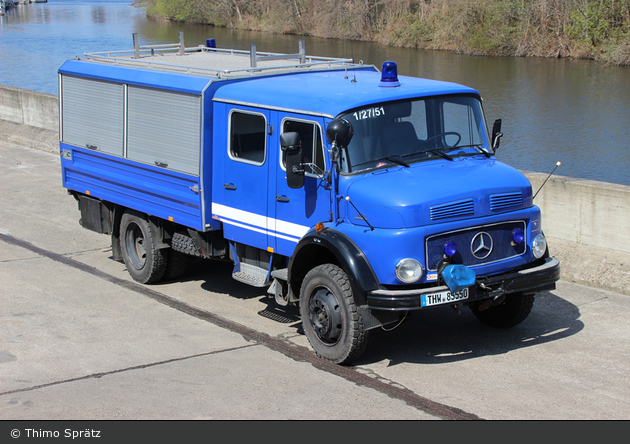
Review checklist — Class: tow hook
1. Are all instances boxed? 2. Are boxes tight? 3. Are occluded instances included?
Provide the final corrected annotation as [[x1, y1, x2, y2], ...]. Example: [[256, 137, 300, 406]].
[[476, 294, 507, 312], [492, 295, 506, 306], [477, 280, 504, 295], [477, 299, 493, 312]]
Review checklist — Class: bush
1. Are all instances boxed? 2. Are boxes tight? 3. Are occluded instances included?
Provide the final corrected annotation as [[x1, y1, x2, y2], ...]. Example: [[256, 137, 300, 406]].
[[133, 0, 630, 65]]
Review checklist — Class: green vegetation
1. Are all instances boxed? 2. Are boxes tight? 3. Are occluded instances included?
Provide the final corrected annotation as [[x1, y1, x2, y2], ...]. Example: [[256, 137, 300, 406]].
[[134, 0, 630, 65]]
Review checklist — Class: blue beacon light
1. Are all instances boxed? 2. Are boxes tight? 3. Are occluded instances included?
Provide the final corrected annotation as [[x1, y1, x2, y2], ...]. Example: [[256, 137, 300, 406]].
[[512, 228, 524, 245], [380, 61, 400, 87], [444, 241, 457, 257]]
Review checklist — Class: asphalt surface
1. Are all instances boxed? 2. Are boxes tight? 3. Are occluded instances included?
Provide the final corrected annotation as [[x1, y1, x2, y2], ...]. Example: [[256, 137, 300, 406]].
[[1, 141, 629, 421]]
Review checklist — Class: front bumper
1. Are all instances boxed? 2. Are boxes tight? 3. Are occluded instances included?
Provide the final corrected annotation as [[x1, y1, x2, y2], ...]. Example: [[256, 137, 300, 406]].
[[367, 257, 560, 311]]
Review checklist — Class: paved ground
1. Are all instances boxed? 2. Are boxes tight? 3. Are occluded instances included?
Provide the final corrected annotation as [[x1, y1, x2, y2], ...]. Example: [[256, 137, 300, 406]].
[[1, 141, 629, 422]]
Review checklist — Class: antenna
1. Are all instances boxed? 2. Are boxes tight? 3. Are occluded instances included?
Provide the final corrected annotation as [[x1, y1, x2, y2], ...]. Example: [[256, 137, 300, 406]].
[[350, 41, 357, 83], [342, 37, 357, 82], [534, 161, 562, 199], [343, 38, 348, 79]]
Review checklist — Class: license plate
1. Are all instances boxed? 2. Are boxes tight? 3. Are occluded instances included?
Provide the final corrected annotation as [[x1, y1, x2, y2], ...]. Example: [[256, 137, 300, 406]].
[[421, 288, 469, 307]]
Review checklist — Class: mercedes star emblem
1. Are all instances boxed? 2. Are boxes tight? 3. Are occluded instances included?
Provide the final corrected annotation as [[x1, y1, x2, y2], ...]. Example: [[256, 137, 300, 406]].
[[471, 232, 493, 260]]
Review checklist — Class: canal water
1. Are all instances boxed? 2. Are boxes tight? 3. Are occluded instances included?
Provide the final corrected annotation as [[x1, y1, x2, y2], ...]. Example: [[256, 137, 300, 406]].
[[1, 0, 629, 186]]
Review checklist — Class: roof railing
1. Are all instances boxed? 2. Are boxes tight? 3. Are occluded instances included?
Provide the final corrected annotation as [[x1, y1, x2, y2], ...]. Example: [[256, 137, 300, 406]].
[[133, 31, 186, 58], [82, 32, 362, 79]]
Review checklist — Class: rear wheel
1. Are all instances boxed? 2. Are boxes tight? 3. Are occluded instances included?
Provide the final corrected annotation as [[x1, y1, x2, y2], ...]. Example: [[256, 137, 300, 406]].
[[164, 249, 188, 280], [471, 292, 534, 328], [120, 212, 167, 284], [299, 264, 368, 365]]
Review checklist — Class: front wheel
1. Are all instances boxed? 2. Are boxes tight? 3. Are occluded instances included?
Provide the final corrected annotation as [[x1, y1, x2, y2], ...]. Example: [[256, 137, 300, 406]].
[[299, 264, 368, 365], [470, 292, 535, 328]]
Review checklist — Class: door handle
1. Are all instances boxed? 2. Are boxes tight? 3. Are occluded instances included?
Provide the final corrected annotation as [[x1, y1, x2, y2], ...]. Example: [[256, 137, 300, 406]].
[[276, 196, 290, 203], [224, 183, 237, 190]]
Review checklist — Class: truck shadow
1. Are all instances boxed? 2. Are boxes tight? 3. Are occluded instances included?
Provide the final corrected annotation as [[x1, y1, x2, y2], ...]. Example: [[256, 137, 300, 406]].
[[355, 291, 584, 366], [176, 259, 582, 366], [179, 258, 265, 300]]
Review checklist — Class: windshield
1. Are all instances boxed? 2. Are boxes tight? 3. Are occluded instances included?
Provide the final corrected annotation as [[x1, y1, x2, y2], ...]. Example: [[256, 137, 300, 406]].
[[339, 96, 490, 173]]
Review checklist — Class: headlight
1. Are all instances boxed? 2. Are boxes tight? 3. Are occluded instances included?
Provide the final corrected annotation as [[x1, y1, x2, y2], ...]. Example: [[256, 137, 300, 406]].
[[532, 233, 547, 259], [395, 258, 424, 283]]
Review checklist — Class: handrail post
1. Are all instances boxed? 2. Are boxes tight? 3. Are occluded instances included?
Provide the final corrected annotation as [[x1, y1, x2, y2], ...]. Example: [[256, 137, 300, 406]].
[[250, 43, 257, 68], [299, 39, 305, 64], [178, 31, 185, 56], [133, 33, 139, 59]]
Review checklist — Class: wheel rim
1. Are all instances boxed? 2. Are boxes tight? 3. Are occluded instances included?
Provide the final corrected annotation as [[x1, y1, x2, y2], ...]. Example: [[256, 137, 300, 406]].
[[308, 286, 343, 346], [124, 222, 146, 270]]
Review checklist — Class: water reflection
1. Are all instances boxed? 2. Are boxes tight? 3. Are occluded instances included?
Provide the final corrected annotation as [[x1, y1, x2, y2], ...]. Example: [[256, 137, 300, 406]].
[[1, 1, 628, 185]]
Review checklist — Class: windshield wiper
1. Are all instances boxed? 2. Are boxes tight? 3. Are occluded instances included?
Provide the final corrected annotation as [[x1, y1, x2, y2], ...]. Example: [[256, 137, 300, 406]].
[[382, 155, 410, 167], [428, 149, 453, 161], [405, 147, 454, 161], [450, 144, 492, 158], [407, 144, 491, 161]]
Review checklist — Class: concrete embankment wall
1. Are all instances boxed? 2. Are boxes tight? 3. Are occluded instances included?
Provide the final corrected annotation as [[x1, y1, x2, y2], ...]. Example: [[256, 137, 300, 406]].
[[0, 85, 59, 153], [526, 172, 630, 295], [2, 84, 629, 295]]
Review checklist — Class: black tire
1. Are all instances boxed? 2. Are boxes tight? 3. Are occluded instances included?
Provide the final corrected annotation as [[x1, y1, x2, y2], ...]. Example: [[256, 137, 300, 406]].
[[120, 212, 167, 284], [299, 264, 368, 365], [471, 292, 535, 328], [171, 232, 202, 257], [165, 249, 188, 280]]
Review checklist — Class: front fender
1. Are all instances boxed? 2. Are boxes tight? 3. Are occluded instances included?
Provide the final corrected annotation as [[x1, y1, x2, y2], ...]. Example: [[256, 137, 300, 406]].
[[288, 227, 380, 305]]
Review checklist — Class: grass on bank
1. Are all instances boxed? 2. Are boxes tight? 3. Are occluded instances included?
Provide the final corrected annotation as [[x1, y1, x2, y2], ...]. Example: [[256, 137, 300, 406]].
[[134, 0, 630, 66]]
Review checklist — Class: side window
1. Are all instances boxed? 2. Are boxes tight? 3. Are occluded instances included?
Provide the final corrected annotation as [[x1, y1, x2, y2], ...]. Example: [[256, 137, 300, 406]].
[[281, 119, 325, 176], [443, 100, 484, 146], [229, 110, 266, 165]]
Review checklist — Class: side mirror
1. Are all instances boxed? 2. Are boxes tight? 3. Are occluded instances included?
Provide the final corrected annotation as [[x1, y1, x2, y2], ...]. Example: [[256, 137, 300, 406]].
[[491, 119, 503, 151], [281, 132, 305, 189]]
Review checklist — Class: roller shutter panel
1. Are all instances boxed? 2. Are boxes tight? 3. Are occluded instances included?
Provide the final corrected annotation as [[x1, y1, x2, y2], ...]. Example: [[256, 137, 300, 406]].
[[61, 75, 124, 156], [127, 86, 201, 176]]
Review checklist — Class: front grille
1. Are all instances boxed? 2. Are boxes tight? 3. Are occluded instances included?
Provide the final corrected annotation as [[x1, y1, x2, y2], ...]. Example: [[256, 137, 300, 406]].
[[426, 221, 526, 270], [490, 192, 523, 211], [430, 198, 474, 220]]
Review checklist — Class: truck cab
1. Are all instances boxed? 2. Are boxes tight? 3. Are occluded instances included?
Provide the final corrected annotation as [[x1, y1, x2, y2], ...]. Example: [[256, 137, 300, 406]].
[[59, 35, 560, 364]]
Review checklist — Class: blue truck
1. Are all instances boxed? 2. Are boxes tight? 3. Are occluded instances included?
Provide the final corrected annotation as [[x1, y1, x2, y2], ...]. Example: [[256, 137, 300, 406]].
[[59, 34, 560, 364]]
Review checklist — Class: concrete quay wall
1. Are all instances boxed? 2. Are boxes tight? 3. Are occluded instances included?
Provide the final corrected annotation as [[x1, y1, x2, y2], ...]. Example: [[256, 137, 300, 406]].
[[0, 85, 59, 153], [1, 84, 629, 295], [525, 172, 629, 295]]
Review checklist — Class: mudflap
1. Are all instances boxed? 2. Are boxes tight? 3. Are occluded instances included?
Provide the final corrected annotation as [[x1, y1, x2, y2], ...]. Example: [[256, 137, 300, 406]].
[[358, 306, 404, 330]]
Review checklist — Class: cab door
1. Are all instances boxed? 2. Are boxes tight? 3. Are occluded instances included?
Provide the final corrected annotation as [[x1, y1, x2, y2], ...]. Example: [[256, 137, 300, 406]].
[[272, 114, 331, 256], [213, 105, 272, 251]]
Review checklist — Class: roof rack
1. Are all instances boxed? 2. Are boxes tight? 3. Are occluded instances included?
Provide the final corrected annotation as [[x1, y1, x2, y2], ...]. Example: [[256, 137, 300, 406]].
[[81, 32, 364, 80]]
